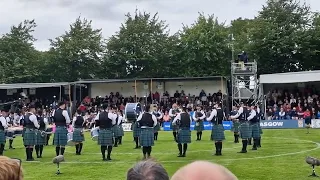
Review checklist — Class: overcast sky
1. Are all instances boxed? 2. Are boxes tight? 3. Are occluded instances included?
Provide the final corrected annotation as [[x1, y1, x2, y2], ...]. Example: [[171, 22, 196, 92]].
[[0, 0, 319, 51]]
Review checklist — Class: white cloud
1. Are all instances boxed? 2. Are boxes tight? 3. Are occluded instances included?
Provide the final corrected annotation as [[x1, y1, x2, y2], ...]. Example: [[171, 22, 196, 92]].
[[0, 0, 319, 51]]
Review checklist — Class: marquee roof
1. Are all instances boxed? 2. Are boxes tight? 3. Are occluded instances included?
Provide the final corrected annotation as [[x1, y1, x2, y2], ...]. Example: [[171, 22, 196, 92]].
[[0, 82, 70, 89], [260, 70, 320, 84]]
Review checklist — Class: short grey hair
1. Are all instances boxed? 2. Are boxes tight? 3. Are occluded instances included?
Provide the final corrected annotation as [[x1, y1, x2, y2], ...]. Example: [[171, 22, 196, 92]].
[[127, 159, 169, 180]]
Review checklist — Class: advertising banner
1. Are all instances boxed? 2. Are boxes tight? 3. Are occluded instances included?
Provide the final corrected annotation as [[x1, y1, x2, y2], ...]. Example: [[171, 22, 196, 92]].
[[162, 121, 232, 131], [311, 119, 320, 128], [260, 120, 304, 129]]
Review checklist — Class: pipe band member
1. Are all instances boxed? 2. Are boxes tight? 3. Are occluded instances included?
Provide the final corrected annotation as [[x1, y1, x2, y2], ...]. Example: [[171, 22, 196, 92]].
[[136, 104, 157, 159], [52, 101, 71, 156], [207, 104, 225, 156], [72, 109, 85, 155], [173, 106, 192, 157], [192, 106, 205, 141]]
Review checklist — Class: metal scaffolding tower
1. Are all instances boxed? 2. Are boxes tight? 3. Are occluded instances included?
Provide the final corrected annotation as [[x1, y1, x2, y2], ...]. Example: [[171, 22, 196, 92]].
[[231, 61, 258, 107]]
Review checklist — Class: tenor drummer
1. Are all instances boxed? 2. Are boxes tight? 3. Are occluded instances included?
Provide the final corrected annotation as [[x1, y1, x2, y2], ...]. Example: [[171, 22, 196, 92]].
[[192, 106, 205, 141], [207, 103, 225, 156], [136, 104, 157, 159], [72, 109, 85, 155], [35, 109, 48, 158], [169, 103, 180, 141], [52, 101, 71, 156], [0, 108, 8, 156], [23, 104, 40, 161], [116, 110, 124, 145], [172, 106, 192, 157], [94, 104, 117, 161]]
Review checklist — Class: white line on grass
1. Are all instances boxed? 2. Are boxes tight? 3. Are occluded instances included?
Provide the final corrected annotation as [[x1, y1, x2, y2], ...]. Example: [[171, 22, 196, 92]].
[[23, 137, 320, 164]]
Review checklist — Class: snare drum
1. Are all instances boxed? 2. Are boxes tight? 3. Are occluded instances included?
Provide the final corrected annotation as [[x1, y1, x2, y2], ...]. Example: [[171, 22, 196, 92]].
[[91, 127, 99, 141], [13, 127, 23, 136], [67, 132, 75, 146], [46, 125, 54, 134], [6, 128, 15, 139], [125, 103, 142, 121]]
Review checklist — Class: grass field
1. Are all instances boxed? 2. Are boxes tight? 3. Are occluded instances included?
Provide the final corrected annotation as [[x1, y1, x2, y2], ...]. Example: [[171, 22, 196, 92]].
[[4, 129, 320, 180]]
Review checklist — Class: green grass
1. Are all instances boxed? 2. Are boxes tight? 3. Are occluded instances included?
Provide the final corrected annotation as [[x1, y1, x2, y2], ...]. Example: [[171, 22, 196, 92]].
[[4, 129, 320, 180]]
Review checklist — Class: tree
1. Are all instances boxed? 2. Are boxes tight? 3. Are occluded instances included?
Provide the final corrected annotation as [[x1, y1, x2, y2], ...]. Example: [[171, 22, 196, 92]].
[[179, 13, 230, 76], [249, 0, 312, 74], [106, 10, 174, 78], [48, 17, 106, 82], [0, 20, 41, 83]]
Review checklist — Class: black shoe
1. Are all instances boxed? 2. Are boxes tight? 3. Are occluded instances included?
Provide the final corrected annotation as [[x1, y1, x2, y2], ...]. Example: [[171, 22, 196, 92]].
[[102, 158, 108, 161], [114, 145, 118, 147], [107, 157, 112, 161], [182, 154, 186, 157], [238, 150, 247, 153], [252, 147, 257, 150], [134, 147, 140, 149], [37, 155, 41, 158], [177, 154, 183, 157]]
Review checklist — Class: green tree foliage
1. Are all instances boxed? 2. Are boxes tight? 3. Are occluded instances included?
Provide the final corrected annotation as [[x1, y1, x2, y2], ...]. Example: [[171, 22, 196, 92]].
[[179, 13, 230, 76], [48, 17, 106, 81], [0, 20, 40, 83], [106, 10, 175, 78]]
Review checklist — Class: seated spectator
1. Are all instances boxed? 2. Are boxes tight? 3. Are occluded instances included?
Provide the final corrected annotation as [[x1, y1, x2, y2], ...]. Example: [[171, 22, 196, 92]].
[[171, 161, 237, 180], [0, 156, 23, 180], [279, 108, 285, 120], [126, 159, 169, 180]]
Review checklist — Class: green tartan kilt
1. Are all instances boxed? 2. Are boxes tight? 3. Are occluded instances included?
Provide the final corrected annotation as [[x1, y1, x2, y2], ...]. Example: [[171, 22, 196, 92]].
[[211, 124, 225, 141], [154, 122, 160, 132], [53, 126, 68, 146], [170, 120, 178, 131], [232, 121, 240, 132], [251, 123, 261, 138], [112, 125, 122, 137], [259, 123, 263, 134], [0, 130, 6, 144], [239, 122, 251, 139], [98, 129, 113, 146], [177, 128, 191, 144], [73, 128, 85, 142], [119, 125, 124, 136], [140, 128, 154, 147], [132, 122, 141, 138], [35, 130, 47, 145], [24, 128, 36, 146], [194, 121, 204, 132]]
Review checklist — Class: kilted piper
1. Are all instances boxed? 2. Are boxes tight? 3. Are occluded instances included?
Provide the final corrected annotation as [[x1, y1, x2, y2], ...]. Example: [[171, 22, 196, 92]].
[[230, 106, 240, 143], [231, 103, 250, 153], [72, 109, 85, 155], [132, 114, 141, 149], [23, 104, 40, 161], [169, 104, 180, 141], [153, 108, 162, 141], [136, 104, 157, 159], [35, 109, 48, 158], [207, 104, 225, 156], [172, 106, 191, 157], [6, 113, 16, 149], [0, 109, 8, 156], [117, 111, 124, 145], [52, 101, 71, 156], [248, 105, 259, 150], [112, 111, 122, 147], [192, 106, 205, 141], [94, 104, 117, 161]]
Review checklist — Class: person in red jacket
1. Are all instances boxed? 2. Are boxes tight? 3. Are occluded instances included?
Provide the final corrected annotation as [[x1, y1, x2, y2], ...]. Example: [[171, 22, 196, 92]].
[[304, 108, 311, 134]]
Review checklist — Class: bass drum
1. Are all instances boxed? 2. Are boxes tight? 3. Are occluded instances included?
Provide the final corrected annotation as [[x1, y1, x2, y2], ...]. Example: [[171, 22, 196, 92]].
[[125, 103, 142, 121]]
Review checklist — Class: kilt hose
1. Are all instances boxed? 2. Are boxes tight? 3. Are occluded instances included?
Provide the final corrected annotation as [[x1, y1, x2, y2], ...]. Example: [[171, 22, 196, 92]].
[[177, 128, 191, 144], [239, 122, 251, 139], [232, 121, 240, 133], [73, 128, 85, 142], [211, 124, 225, 141], [132, 122, 141, 138], [250, 123, 261, 138], [53, 126, 68, 146], [170, 120, 178, 131], [112, 125, 122, 137], [0, 130, 5, 144], [98, 129, 113, 146], [119, 125, 124, 137], [140, 128, 154, 147], [23, 128, 36, 146], [154, 122, 160, 133], [35, 130, 46, 145], [194, 121, 204, 132]]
